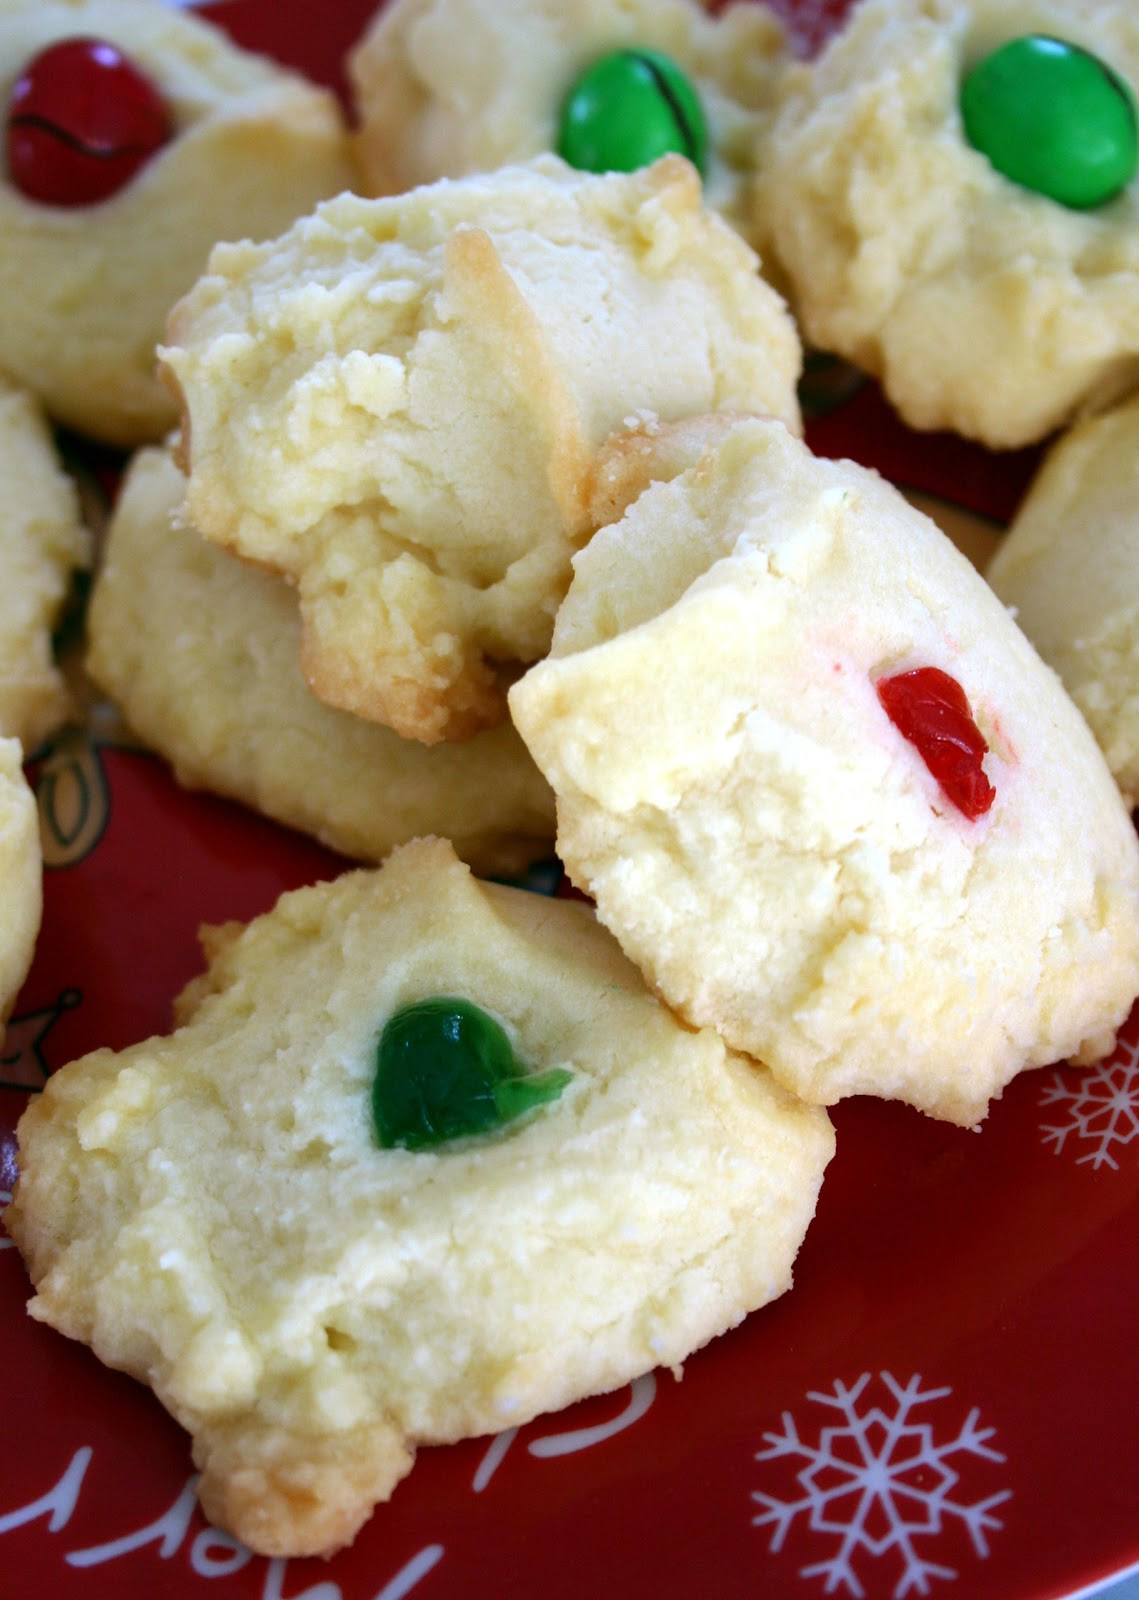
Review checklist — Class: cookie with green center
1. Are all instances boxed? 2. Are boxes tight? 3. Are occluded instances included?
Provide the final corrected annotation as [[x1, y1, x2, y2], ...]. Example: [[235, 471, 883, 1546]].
[[348, 0, 789, 248], [759, 0, 1139, 447], [6, 836, 833, 1559]]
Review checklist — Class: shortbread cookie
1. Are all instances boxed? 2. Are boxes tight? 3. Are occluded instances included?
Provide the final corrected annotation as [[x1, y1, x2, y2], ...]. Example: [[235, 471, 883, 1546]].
[[0, 737, 41, 1037], [988, 394, 1139, 805], [759, 0, 1139, 448], [86, 446, 555, 877], [349, 0, 788, 245], [509, 417, 1139, 1126], [7, 836, 834, 1557], [0, 0, 355, 447], [159, 156, 802, 743], [0, 377, 88, 752]]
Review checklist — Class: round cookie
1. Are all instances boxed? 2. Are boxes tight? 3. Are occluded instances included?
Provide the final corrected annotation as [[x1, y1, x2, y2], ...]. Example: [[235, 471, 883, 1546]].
[[0, 0, 355, 447], [508, 416, 1139, 1126], [86, 445, 556, 877], [348, 0, 789, 247], [987, 393, 1139, 806], [758, 0, 1139, 448], [159, 156, 802, 744], [6, 836, 834, 1558], [0, 375, 88, 752], [0, 735, 41, 1037]]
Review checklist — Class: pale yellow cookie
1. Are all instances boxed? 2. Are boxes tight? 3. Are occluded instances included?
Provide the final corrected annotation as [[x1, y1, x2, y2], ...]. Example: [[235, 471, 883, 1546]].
[[159, 156, 802, 743], [349, 0, 789, 246], [86, 445, 555, 877], [0, 376, 88, 751], [509, 417, 1139, 1126], [0, 0, 355, 447], [7, 837, 834, 1557], [0, 736, 41, 1037], [988, 394, 1139, 806], [759, 0, 1139, 448]]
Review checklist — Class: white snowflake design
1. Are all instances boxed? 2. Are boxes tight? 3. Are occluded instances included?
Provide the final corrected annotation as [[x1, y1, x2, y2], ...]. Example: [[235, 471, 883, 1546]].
[[751, 1372, 1011, 1598], [1039, 1036, 1139, 1170]]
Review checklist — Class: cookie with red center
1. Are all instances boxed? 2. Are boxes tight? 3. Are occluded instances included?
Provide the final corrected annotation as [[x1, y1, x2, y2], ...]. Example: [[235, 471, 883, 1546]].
[[0, 0, 354, 446], [510, 415, 1139, 1126]]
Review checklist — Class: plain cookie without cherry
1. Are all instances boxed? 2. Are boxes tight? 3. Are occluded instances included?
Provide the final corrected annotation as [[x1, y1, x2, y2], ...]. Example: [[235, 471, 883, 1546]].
[[86, 445, 555, 877], [160, 156, 802, 743], [6, 837, 833, 1557], [349, 0, 789, 246], [0, 736, 41, 1040], [0, 376, 88, 752], [758, 0, 1139, 448], [509, 417, 1139, 1126], [988, 394, 1139, 806], [0, 0, 355, 446]]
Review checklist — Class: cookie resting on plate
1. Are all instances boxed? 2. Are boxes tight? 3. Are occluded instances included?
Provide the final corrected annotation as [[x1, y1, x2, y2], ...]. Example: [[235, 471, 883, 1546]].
[[988, 393, 1139, 807], [348, 0, 789, 248], [0, 0, 355, 447], [86, 445, 555, 877], [5, 837, 834, 1558], [758, 0, 1139, 448], [0, 375, 88, 752], [509, 415, 1139, 1126], [159, 155, 802, 744], [0, 735, 40, 1040]]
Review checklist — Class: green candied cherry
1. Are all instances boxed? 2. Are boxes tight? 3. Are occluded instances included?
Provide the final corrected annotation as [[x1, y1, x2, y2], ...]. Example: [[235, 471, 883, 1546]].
[[960, 34, 1139, 209], [372, 996, 572, 1151], [558, 48, 708, 177]]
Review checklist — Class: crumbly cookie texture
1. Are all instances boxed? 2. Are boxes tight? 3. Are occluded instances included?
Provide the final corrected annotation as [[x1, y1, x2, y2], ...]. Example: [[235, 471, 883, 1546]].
[[0, 736, 41, 1037], [349, 0, 789, 246], [988, 395, 1139, 807], [509, 416, 1139, 1126], [86, 446, 555, 877], [159, 156, 802, 744], [758, 0, 1139, 448], [0, 0, 355, 447], [0, 377, 89, 751], [6, 836, 833, 1558]]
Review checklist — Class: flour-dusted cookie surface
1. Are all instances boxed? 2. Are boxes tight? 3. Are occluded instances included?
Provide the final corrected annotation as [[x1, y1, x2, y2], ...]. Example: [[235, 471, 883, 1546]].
[[7, 837, 833, 1557], [510, 417, 1139, 1126], [759, 0, 1139, 448], [0, 0, 354, 447], [87, 446, 555, 876], [0, 377, 88, 751], [349, 0, 789, 246], [160, 156, 801, 743], [988, 395, 1139, 806], [0, 736, 41, 1038]]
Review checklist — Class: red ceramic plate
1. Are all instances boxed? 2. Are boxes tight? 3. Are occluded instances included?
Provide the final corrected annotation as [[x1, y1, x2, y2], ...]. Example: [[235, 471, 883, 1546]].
[[3, 3, 1139, 1598]]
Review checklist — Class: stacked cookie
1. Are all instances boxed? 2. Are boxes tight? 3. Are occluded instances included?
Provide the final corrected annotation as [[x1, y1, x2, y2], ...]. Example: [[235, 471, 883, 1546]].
[[6, 0, 1139, 1567]]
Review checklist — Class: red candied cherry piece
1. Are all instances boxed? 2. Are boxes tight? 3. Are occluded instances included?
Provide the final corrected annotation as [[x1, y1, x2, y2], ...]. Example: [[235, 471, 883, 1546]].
[[6, 36, 171, 207], [876, 666, 996, 821]]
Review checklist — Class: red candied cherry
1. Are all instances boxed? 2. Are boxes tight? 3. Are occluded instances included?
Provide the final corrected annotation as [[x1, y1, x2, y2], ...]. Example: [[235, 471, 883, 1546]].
[[876, 666, 996, 821], [6, 36, 171, 207]]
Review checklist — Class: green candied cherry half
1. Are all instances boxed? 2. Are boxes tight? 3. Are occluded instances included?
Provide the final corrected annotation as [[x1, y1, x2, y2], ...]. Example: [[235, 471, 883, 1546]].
[[372, 996, 572, 1151], [558, 48, 708, 177], [960, 34, 1139, 209]]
